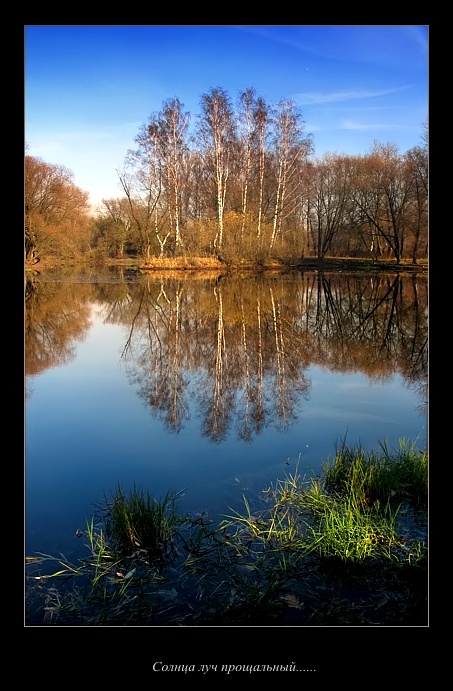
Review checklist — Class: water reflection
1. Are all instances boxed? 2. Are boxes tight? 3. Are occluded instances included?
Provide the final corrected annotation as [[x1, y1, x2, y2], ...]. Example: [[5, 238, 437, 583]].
[[25, 270, 428, 441], [25, 277, 93, 398]]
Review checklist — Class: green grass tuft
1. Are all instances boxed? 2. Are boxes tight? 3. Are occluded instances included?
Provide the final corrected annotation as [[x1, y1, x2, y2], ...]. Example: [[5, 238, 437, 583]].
[[99, 484, 186, 566]]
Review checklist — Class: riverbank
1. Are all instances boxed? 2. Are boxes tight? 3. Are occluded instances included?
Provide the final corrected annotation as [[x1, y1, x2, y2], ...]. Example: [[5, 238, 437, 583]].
[[133, 256, 428, 274], [26, 255, 428, 275]]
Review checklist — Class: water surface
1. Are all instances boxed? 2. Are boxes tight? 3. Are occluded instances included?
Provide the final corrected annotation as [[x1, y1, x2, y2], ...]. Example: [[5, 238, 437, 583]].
[[25, 269, 427, 567]]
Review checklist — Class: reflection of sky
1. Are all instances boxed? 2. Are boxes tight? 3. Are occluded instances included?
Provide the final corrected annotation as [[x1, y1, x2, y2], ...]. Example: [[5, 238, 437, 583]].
[[303, 365, 426, 446], [25, 302, 427, 564]]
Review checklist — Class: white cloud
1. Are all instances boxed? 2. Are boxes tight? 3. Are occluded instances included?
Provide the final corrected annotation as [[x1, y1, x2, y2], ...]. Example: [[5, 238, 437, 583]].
[[340, 119, 414, 132], [295, 86, 410, 106]]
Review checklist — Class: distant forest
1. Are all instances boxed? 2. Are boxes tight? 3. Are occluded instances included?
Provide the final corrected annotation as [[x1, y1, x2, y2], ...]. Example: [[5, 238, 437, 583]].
[[25, 87, 428, 266]]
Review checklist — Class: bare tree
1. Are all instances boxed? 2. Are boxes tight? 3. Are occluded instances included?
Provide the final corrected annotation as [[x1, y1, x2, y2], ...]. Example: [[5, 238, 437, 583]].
[[404, 132, 428, 263], [119, 117, 170, 260], [237, 88, 256, 244], [352, 143, 413, 263], [25, 155, 90, 263], [100, 198, 132, 257], [308, 154, 354, 259], [254, 96, 270, 244], [197, 87, 236, 251], [156, 98, 190, 253], [269, 99, 312, 251]]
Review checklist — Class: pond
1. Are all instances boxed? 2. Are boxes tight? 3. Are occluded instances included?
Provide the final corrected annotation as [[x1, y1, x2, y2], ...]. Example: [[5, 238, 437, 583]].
[[25, 268, 427, 610]]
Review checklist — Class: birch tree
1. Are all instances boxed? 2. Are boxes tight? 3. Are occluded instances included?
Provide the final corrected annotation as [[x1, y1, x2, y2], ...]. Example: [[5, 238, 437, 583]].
[[269, 99, 312, 251], [237, 88, 271, 247], [197, 87, 236, 251], [156, 98, 190, 253], [237, 88, 256, 243], [254, 96, 270, 243]]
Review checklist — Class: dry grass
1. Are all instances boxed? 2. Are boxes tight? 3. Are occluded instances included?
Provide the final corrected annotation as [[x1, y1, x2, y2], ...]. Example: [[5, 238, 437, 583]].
[[138, 255, 427, 274], [140, 256, 226, 271]]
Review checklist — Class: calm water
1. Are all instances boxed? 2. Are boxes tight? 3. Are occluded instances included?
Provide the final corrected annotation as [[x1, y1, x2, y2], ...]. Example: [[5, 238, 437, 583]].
[[25, 269, 427, 572]]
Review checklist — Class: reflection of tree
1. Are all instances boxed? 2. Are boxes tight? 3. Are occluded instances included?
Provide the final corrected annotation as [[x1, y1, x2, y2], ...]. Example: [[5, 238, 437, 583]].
[[305, 272, 428, 413], [24, 275, 92, 396], [114, 272, 427, 440], [250, 294, 266, 435], [115, 280, 190, 433], [269, 284, 311, 430], [146, 283, 189, 433], [27, 271, 427, 438], [397, 274, 428, 417], [198, 285, 235, 442], [237, 293, 266, 442]]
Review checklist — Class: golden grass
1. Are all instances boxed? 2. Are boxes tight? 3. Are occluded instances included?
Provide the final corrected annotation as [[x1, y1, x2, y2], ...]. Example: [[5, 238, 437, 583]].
[[140, 256, 226, 271]]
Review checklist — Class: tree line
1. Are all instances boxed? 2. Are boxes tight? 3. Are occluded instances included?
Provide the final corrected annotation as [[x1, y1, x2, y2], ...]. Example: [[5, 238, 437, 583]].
[[25, 87, 428, 266]]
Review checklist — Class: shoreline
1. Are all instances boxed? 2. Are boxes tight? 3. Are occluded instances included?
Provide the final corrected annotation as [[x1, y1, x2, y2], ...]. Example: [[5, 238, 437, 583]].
[[26, 255, 428, 275]]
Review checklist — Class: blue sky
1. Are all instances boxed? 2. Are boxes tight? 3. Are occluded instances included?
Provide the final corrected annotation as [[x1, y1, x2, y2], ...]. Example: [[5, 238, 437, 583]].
[[25, 25, 428, 211]]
